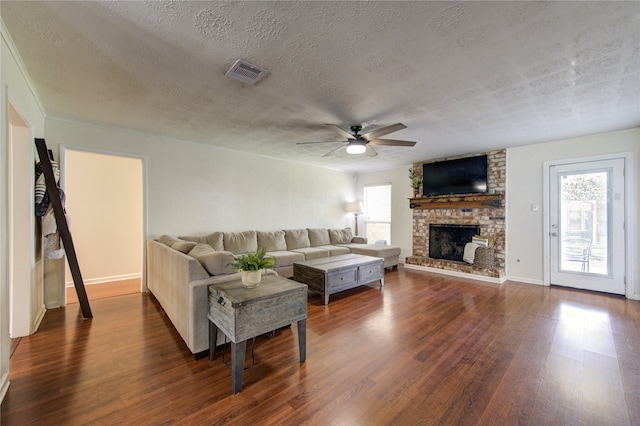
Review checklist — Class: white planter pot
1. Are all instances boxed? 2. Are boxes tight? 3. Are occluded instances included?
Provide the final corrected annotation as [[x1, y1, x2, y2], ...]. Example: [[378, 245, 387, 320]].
[[241, 270, 262, 288]]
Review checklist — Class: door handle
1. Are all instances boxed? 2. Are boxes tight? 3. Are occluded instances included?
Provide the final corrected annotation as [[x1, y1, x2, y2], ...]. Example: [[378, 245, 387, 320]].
[[550, 232, 557, 237]]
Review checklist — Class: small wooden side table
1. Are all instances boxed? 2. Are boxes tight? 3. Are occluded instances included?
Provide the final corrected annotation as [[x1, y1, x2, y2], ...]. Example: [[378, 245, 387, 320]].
[[208, 274, 307, 394]]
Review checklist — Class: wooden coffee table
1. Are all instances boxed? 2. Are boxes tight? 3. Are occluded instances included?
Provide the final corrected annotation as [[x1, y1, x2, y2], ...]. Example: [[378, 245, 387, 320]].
[[207, 274, 307, 393], [293, 253, 384, 304]]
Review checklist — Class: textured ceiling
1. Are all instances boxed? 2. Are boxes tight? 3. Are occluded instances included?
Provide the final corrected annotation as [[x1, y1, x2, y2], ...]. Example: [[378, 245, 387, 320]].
[[2, 1, 639, 173]]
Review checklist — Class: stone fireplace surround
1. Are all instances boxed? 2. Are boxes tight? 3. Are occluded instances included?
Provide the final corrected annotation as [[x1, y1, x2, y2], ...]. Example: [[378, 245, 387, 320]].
[[405, 149, 506, 282]]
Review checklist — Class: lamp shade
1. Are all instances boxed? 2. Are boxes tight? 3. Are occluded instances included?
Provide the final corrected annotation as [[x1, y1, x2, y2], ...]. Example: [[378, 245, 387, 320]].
[[345, 201, 364, 214]]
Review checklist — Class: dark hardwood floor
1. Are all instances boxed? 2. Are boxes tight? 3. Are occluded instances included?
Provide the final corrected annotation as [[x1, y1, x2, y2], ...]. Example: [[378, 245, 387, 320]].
[[3, 266, 639, 425], [66, 278, 140, 304]]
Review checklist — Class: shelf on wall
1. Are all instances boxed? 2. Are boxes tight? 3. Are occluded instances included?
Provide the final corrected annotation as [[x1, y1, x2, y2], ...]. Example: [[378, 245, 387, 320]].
[[409, 193, 504, 209]]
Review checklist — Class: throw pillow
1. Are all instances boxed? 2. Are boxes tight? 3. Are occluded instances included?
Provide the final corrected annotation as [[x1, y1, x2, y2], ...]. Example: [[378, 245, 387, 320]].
[[223, 230, 258, 254], [308, 228, 330, 246], [158, 234, 180, 247], [204, 232, 224, 251], [329, 228, 353, 244], [178, 235, 205, 243], [189, 243, 236, 275], [178, 232, 224, 251], [284, 229, 310, 249], [171, 240, 197, 254], [257, 230, 287, 251]]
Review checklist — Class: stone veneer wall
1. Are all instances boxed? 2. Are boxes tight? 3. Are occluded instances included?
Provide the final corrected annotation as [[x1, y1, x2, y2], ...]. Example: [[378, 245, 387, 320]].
[[406, 149, 506, 279]]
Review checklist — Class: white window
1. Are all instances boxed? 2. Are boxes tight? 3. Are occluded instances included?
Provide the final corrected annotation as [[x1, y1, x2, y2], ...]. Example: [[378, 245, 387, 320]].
[[364, 184, 391, 244]]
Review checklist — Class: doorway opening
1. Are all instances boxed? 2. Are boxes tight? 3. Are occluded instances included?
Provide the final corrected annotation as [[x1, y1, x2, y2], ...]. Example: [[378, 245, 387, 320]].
[[62, 149, 144, 303]]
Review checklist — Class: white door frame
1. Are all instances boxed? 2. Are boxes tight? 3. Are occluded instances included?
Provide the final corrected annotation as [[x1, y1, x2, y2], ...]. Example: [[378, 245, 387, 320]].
[[7, 100, 45, 337], [543, 152, 635, 298]]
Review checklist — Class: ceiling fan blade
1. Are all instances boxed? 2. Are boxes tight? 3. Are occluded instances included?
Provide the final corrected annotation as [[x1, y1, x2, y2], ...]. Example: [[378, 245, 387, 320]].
[[361, 123, 407, 141], [322, 145, 346, 157], [368, 138, 417, 147], [367, 145, 378, 157], [326, 124, 356, 140], [296, 140, 343, 145]]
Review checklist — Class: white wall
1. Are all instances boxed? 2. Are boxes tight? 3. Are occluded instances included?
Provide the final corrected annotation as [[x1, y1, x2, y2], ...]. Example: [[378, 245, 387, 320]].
[[1, 20, 47, 401], [63, 151, 143, 288], [507, 128, 639, 298], [356, 166, 415, 262]]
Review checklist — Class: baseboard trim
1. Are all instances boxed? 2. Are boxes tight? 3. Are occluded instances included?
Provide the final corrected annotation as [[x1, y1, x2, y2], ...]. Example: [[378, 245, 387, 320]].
[[65, 273, 141, 287], [45, 299, 63, 309], [507, 276, 545, 286], [404, 263, 507, 284], [31, 304, 47, 334]]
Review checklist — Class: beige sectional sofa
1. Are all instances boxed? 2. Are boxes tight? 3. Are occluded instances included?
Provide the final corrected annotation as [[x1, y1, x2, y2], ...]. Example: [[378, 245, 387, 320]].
[[146, 227, 400, 357]]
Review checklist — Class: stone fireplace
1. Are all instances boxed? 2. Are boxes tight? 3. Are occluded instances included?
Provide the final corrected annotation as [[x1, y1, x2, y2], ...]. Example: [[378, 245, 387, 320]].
[[405, 149, 506, 280], [429, 224, 480, 262]]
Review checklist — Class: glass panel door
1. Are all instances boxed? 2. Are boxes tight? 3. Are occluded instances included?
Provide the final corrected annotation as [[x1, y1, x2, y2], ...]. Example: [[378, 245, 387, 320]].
[[549, 159, 625, 294]]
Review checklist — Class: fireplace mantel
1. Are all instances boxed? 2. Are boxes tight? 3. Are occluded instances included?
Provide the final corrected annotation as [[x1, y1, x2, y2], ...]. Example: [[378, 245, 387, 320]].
[[409, 193, 504, 209]]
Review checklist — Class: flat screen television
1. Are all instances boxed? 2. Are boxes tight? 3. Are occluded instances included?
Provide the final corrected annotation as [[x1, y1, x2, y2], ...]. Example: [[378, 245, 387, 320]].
[[422, 155, 488, 196]]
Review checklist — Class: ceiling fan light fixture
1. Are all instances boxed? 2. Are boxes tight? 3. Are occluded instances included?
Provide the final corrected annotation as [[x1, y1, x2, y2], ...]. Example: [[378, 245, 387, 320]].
[[346, 142, 367, 154]]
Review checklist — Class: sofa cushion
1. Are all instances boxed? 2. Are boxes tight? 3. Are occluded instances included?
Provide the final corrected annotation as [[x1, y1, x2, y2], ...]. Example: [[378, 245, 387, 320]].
[[264, 250, 305, 266], [291, 247, 330, 260], [257, 230, 287, 251], [308, 228, 330, 247], [158, 234, 181, 247], [339, 243, 401, 258], [189, 243, 236, 275], [313, 245, 351, 256], [329, 228, 353, 244], [223, 230, 257, 254], [171, 240, 197, 254], [284, 229, 310, 250]]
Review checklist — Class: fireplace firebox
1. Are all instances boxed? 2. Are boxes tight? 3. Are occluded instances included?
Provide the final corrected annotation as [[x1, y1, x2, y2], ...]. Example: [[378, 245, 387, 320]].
[[429, 224, 480, 262]]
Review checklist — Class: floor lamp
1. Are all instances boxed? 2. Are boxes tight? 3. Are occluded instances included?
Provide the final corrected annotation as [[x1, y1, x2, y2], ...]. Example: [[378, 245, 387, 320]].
[[345, 201, 364, 236]]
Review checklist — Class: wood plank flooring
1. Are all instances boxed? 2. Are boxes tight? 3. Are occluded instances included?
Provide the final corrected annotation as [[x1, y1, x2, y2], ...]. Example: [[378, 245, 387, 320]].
[[3, 266, 639, 425], [65, 278, 140, 304]]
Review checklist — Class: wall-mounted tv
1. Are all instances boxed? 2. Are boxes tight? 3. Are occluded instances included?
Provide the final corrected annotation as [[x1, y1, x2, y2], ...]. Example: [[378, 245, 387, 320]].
[[422, 155, 488, 196]]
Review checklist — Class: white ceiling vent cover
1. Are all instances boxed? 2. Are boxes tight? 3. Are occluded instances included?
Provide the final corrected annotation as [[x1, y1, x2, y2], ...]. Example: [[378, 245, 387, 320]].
[[225, 60, 268, 85]]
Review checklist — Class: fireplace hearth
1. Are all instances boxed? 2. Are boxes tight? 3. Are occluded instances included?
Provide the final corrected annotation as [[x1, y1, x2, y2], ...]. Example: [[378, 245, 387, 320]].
[[429, 224, 480, 262]]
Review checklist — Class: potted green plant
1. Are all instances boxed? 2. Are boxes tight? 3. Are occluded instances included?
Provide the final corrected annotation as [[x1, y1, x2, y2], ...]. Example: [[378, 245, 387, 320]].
[[229, 248, 276, 288], [409, 167, 422, 197]]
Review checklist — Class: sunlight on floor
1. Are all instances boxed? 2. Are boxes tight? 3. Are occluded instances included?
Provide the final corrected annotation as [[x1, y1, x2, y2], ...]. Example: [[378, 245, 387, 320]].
[[545, 302, 626, 417], [552, 302, 617, 359]]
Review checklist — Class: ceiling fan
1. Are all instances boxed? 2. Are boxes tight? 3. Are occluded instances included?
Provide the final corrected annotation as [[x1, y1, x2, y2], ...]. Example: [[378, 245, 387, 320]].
[[297, 123, 416, 157]]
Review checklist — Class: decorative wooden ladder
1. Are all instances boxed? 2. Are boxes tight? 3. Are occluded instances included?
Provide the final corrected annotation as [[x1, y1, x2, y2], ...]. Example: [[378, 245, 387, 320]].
[[35, 138, 92, 319]]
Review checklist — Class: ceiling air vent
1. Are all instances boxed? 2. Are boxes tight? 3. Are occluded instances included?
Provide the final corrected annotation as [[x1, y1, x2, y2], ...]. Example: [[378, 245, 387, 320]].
[[225, 59, 268, 85]]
